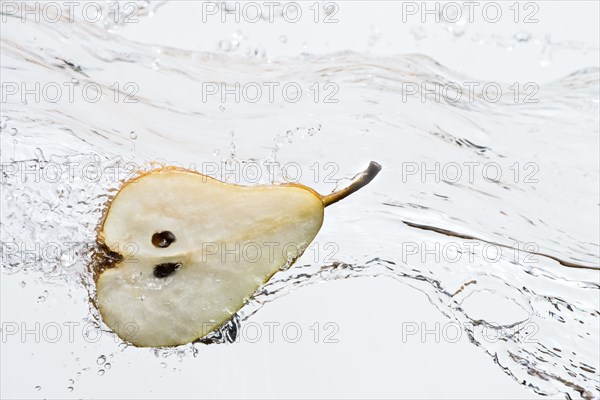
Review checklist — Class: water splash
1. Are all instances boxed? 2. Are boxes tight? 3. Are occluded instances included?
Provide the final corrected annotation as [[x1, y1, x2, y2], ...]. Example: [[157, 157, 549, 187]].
[[1, 5, 598, 400]]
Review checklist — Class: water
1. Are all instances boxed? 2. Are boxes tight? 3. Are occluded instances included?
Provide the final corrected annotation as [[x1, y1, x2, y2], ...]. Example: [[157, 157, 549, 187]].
[[1, 4, 599, 399]]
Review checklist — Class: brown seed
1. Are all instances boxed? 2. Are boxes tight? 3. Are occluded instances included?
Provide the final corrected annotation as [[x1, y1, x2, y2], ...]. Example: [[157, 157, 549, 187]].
[[151, 231, 176, 248], [153, 262, 181, 278]]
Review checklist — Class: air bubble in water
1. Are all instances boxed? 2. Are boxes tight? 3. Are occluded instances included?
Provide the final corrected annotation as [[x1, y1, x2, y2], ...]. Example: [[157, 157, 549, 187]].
[[9, 127, 17, 136], [160, 362, 167, 368], [98, 369, 105, 376], [19, 281, 26, 288], [68, 379, 74, 385], [105, 363, 111, 369], [97, 355, 106, 365], [129, 131, 137, 155], [67, 386, 74, 392], [34, 386, 41, 391]]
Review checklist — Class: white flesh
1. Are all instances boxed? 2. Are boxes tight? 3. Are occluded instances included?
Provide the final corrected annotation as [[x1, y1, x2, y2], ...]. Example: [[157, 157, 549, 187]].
[[97, 170, 324, 347]]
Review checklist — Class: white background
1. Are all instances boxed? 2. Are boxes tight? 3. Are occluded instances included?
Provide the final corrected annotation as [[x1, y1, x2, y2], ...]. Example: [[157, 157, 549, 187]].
[[1, 1, 599, 399]]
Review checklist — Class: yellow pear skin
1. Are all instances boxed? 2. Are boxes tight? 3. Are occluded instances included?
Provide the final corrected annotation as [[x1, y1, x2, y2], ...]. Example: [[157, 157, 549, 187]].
[[95, 162, 381, 347]]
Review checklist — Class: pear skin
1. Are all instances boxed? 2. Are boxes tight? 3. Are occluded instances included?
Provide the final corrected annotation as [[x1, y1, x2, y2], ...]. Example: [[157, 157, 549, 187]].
[[95, 162, 381, 347]]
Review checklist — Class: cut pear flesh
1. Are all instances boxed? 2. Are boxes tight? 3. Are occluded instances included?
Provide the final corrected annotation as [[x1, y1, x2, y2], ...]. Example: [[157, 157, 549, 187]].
[[95, 162, 381, 347]]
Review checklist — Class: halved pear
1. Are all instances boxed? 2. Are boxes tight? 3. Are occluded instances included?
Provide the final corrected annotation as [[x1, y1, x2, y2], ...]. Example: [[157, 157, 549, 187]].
[[95, 162, 381, 347]]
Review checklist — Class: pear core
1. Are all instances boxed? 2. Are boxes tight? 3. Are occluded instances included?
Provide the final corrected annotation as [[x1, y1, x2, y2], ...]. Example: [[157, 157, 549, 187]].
[[95, 162, 381, 347]]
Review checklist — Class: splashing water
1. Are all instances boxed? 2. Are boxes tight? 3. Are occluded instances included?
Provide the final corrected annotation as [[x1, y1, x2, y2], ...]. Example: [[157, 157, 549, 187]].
[[1, 4, 599, 400]]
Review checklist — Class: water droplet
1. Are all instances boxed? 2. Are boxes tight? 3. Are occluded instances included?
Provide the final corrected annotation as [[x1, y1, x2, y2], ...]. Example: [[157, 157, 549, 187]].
[[97, 355, 106, 365], [34, 147, 46, 162], [104, 363, 111, 369], [34, 386, 41, 391], [540, 36, 553, 69], [368, 26, 382, 46], [37, 295, 46, 303], [67, 387, 74, 392], [219, 40, 231, 51], [219, 40, 239, 52], [160, 362, 167, 368], [19, 281, 26, 288], [9, 127, 17, 136], [410, 27, 427, 41], [449, 24, 466, 37], [540, 58, 551, 69], [129, 131, 137, 140], [514, 31, 531, 43], [68, 379, 74, 385], [98, 369, 105, 376]]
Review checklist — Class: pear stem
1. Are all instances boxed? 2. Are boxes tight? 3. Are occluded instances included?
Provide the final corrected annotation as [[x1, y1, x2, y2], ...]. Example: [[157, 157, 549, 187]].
[[321, 161, 382, 207]]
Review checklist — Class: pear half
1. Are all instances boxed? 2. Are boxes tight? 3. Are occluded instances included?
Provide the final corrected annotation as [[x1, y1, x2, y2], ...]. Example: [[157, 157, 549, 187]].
[[95, 162, 381, 347]]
